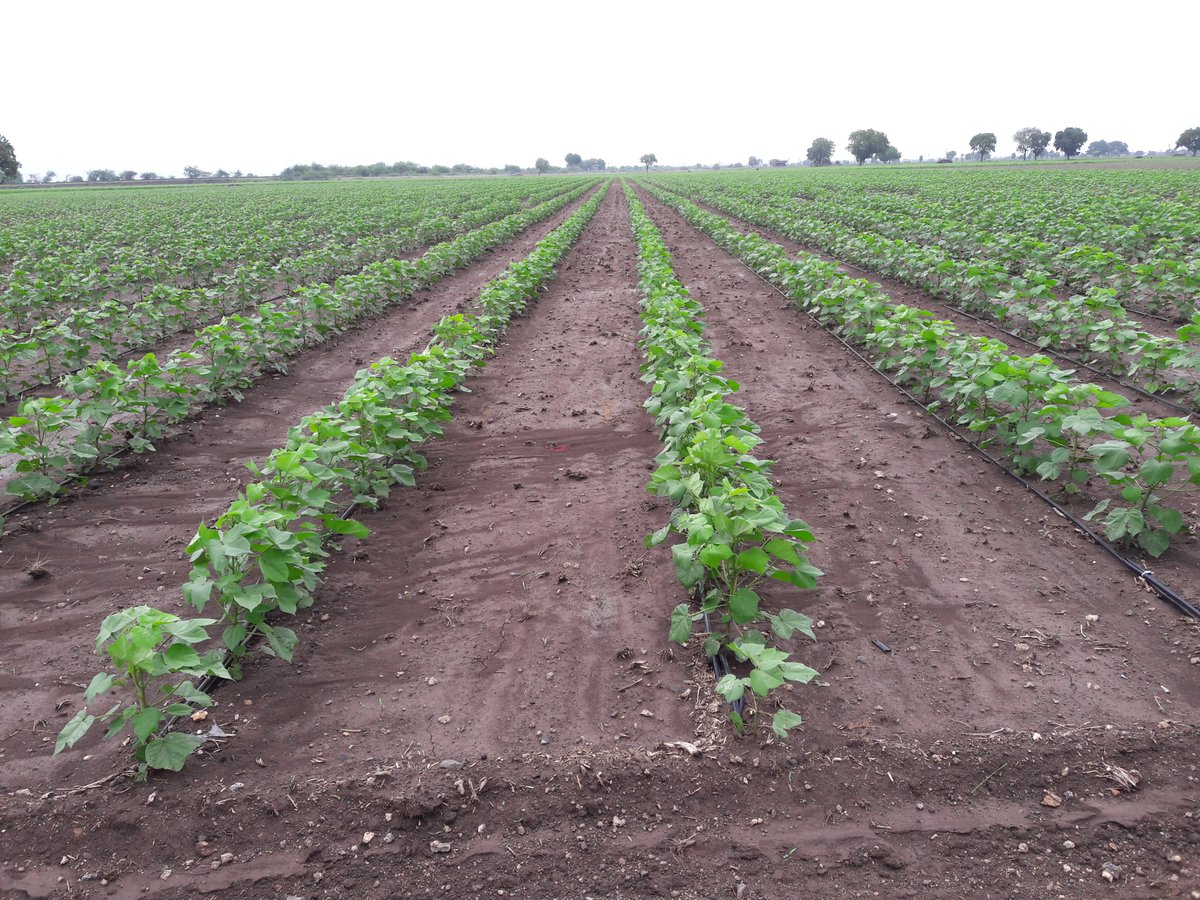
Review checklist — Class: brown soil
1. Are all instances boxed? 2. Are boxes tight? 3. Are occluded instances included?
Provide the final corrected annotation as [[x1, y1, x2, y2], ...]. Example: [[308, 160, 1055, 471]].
[[0, 183, 1198, 899]]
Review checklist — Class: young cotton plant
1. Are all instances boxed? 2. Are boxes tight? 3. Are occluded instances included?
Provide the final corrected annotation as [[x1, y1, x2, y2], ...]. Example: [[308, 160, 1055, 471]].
[[55, 607, 229, 777], [627, 183, 820, 739]]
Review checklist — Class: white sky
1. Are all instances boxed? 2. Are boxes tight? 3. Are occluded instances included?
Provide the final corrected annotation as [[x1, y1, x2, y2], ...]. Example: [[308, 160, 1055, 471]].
[[5, 0, 1196, 177]]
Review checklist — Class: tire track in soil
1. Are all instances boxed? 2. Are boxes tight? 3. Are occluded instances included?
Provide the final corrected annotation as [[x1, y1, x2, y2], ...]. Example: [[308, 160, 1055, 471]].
[[169, 183, 696, 782], [633, 185, 1200, 749], [0, 186, 603, 788]]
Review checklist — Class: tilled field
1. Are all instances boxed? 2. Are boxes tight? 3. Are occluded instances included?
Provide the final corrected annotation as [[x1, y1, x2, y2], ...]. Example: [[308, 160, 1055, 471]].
[[1, 181, 1198, 899]]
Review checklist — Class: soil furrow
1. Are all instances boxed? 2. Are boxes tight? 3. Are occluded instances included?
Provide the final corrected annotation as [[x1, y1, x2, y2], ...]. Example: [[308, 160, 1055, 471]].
[[0, 186, 601, 784]]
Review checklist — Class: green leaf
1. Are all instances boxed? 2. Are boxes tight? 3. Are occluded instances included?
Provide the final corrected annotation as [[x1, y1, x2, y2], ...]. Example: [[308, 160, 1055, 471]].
[[1152, 506, 1185, 533], [646, 524, 671, 548], [728, 588, 761, 624], [143, 732, 202, 771], [669, 603, 693, 644], [173, 680, 215, 707], [258, 548, 291, 582], [670, 542, 704, 589], [162, 618, 215, 644], [771, 709, 804, 738], [84, 672, 116, 702], [132, 707, 163, 743], [1137, 528, 1171, 558], [779, 661, 820, 683], [763, 538, 801, 566], [1139, 459, 1173, 488], [715, 674, 745, 703], [698, 542, 733, 567], [55, 709, 95, 754], [161, 643, 202, 669], [182, 577, 213, 612], [776, 608, 816, 640], [748, 667, 784, 697], [320, 515, 369, 538], [736, 547, 770, 575]]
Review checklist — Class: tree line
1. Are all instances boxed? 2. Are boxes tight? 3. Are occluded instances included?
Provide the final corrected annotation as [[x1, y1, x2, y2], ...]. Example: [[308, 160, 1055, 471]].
[[4, 126, 1200, 186]]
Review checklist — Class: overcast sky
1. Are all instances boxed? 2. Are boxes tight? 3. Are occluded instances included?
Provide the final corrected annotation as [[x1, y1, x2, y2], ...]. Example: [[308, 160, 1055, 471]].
[[5, 0, 1196, 177]]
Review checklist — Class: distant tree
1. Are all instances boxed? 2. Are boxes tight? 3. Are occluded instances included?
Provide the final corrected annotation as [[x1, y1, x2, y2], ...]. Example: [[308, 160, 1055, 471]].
[[86, 169, 119, 182], [503, 164, 522, 174], [1176, 127, 1200, 156], [881, 145, 901, 163], [846, 129, 890, 165], [68, 175, 84, 182], [1013, 127, 1052, 160], [968, 132, 997, 161], [451, 163, 474, 174], [945, 150, 957, 161], [806, 138, 835, 166], [43, 171, 56, 183], [1029, 130, 1052, 159], [183, 165, 210, 179], [1087, 140, 1129, 157], [139, 172, 159, 180], [748, 155, 762, 168], [564, 152, 582, 169], [640, 153, 657, 171], [768, 158, 788, 167], [234, 170, 243, 178], [0, 134, 19, 181], [534, 157, 550, 174], [120, 169, 137, 181], [1054, 127, 1088, 160], [580, 158, 605, 171], [430, 164, 451, 175], [919, 155, 924, 162], [214, 168, 230, 178]]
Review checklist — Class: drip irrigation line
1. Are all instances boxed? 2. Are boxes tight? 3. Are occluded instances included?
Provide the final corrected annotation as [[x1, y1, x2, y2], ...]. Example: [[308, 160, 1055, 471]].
[[700, 604, 745, 718], [716, 228, 1200, 622]]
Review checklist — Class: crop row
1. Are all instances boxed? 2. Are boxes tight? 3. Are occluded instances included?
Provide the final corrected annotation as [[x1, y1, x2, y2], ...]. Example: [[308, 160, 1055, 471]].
[[639, 182, 1200, 558], [0, 181, 579, 399], [54, 183, 609, 775], [0, 178, 588, 325], [703, 171, 1200, 315], [625, 182, 820, 738], [650, 177, 1200, 411], [0, 182, 597, 514]]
